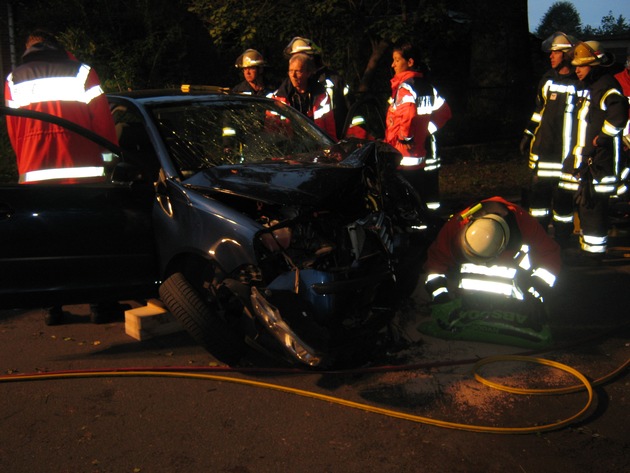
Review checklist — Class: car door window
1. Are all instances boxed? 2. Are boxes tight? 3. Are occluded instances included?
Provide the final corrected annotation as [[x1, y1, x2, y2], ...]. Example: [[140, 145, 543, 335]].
[[111, 104, 161, 183]]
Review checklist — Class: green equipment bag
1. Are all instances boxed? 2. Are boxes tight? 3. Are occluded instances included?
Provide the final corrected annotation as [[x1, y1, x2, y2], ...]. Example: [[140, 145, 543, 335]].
[[417, 297, 554, 349]]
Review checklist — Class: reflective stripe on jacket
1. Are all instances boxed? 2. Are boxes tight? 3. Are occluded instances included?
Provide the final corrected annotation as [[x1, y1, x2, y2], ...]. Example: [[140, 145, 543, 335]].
[[271, 78, 338, 141], [525, 69, 581, 179], [4, 44, 118, 183], [560, 71, 629, 196], [423, 196, 561, 302], [385, 70, 451, 171]]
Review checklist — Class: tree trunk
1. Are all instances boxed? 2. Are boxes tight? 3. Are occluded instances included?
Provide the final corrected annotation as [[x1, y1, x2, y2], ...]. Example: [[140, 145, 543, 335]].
[[358, 38, 390, 93]]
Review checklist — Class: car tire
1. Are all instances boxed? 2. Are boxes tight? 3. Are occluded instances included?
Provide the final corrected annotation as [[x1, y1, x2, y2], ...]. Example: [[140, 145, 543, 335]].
[[159, 272, 245, 365]]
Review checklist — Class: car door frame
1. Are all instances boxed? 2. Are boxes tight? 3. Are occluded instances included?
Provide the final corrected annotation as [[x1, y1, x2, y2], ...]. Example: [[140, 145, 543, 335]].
[[0, 106, 159, 308]]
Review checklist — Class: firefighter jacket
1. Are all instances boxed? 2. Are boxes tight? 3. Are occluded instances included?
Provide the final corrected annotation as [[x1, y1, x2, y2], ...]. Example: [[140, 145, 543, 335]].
[[524, 68, 581, 179], [613, 67, 630, 141], [271, 77, 338, 140], [230, 80, 274, 97], [314, 66, 349, 140], [559, 68, 629, 196], [385, 70, 451, 171], [423, 197, 561, 304], [5, 43, 118, 184]]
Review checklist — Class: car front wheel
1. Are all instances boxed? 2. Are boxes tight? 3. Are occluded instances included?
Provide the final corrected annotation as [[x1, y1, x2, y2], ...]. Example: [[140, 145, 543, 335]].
[[159, 272, 245, 365]]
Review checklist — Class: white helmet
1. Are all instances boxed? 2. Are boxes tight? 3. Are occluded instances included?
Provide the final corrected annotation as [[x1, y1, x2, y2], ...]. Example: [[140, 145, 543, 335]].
[[235, 49, 266, 68], [283, 37, 322, 58], [542, 32, 576, 52], [460, 214, 510, 263]]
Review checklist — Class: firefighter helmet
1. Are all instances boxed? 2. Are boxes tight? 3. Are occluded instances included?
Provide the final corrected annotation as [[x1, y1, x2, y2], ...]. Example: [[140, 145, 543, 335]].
[[283, 37, 322, 58], [571, 41, 614, 67], [235, 49, 266, 68], [541, 32, 576, 52], [460, 214, 510, 264]]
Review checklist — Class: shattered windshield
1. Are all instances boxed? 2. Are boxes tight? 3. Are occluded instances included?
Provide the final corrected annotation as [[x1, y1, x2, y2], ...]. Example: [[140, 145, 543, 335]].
[[149, 98, 336, 175]]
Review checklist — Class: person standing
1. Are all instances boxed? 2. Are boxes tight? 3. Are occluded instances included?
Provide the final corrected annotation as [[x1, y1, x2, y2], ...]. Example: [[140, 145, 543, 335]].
[[385, 41, 451, 211], [520, 32, 581, 244], [283, 37, 349, 140], [4, 29, 118, 185], [271, 52, 338, 140], [559, 41, 629, 263], [231, 49, 274, 96], [4, 29, 119, 324]]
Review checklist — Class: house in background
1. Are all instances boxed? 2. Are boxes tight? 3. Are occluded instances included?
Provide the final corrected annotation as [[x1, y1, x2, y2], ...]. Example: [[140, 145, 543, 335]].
[[597, 32, 630, 67]]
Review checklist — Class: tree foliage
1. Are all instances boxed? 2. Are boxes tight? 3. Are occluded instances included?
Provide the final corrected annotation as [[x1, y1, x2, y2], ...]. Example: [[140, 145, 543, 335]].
[[534, 1, 630, 38], [5, 0, 536, 144], [186, 0, 461, 93], [583, 12, 630, 36], [534, 1, 582, 38], [10, 0, 216, 91]]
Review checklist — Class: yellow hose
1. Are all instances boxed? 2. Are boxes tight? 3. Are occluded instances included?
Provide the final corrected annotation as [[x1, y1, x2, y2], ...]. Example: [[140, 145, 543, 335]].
[[2, 355, 627, 434]]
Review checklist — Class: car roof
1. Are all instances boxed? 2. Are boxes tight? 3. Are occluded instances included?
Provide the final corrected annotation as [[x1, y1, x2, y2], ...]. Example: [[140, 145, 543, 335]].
[[107, 86, 273, 106]]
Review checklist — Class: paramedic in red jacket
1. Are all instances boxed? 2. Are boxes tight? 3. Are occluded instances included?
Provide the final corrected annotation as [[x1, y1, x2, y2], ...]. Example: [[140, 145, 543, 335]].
[[385, 41, 452, 211], [423, 197, 561, 317], [4, 29, 118, 184]]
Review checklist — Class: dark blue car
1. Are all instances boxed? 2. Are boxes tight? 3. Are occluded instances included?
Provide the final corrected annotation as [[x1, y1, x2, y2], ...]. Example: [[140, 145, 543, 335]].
[[0, 89, 437, 367]]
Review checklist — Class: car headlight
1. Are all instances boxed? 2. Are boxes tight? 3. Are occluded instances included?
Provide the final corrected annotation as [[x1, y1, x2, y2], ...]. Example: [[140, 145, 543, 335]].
[[250, 286, 322, 366]]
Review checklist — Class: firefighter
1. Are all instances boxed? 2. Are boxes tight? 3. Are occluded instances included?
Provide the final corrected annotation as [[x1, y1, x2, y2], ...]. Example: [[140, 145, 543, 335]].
[[385, 41, 452, 211], [231, 49, 274, 97], [283, 36, 349, 139], [4, 29, 120, 325], [271, 52, 338, 140], [559, 41, 629, 263], [423, 197, 561, 337], [4, 29, 118, 184], [520, 32, 581, 245]]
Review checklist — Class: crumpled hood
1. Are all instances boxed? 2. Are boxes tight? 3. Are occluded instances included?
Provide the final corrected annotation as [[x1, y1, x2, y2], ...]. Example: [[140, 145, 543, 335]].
[[200, 163, 363, 206], [184, 141, 395, 210]]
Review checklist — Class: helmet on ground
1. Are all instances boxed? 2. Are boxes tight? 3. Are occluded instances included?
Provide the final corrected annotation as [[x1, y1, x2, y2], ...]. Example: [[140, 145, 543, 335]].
[[460, 214, 510, 264], [542, 32, 576, 52], [235, 49, 265, 68], [571, 41, 614, 67], [283, 37, 322, 58]]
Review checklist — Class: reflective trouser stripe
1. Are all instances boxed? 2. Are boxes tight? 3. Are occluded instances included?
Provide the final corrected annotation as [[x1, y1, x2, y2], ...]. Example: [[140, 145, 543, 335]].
[[20, 166, 105, 183], [580, 234, 607, 253]]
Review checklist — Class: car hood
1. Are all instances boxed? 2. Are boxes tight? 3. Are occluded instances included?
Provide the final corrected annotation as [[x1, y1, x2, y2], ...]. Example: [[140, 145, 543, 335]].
[[191, 162, 364, 205]]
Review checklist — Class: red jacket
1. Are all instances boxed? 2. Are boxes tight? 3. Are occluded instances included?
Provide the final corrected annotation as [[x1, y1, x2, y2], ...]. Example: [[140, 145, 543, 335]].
[[5, 44, 118, 184], [614, 68, 630, 136], [614, 68, 630, 97], [385, 70, 451, 170], [424, 196, 562, 277], [271, 78, 338, 141]]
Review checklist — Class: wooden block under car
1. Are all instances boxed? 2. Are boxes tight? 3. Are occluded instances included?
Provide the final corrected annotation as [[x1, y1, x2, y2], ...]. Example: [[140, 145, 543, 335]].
[[124, 299, 184, 341]]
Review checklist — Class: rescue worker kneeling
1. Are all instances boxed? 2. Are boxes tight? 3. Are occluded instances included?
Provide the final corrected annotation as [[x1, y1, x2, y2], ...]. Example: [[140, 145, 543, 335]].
[[421, 197, 562, 347]]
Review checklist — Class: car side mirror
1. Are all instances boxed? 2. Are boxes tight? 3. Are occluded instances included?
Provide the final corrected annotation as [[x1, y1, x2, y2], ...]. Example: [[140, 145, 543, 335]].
[[111, 161, 143, 185]]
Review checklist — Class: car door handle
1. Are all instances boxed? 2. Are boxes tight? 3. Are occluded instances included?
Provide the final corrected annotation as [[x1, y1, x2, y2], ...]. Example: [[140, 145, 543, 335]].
[[0, 203, 14, 219]]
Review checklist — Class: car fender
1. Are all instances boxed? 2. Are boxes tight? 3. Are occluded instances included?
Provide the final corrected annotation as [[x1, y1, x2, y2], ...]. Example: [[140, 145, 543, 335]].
[[153, 179, 261, 277]]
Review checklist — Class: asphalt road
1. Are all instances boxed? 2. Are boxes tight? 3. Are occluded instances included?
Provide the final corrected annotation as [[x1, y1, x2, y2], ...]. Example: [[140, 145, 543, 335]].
[[1, 232, 629, 472]]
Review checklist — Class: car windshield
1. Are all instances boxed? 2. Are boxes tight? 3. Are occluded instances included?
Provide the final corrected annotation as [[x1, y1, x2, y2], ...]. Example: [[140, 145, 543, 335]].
[[148, 98, 337, 175]]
